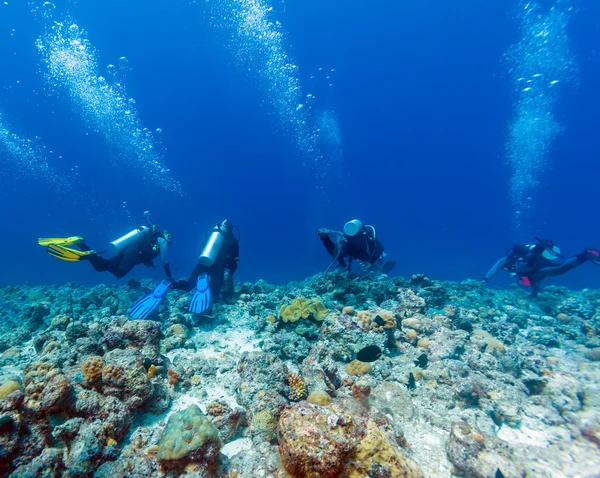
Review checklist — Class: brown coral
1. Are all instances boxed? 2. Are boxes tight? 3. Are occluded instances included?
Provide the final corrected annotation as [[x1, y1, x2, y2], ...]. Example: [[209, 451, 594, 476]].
[[82, 356, 104, 383], [206, 401, 229, 417], [287, 373, 307, 400], [102, 364, 124, 385], [346, 360, 371, 377]]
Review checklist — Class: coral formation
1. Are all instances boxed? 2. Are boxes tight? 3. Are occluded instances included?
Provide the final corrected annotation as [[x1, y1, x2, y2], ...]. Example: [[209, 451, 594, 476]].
[[157, 404, 222, 468], [345, 359, 372, 376], [279, 297, 328, 323], [1, 273, 600, 476], [287, 372, 307, 400], [306, 390, 332, 406]]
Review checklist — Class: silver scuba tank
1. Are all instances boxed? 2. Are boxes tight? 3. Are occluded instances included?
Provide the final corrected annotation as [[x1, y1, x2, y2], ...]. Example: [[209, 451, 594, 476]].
[[109, 226, 151, 255], [198, 221, 229, 267]]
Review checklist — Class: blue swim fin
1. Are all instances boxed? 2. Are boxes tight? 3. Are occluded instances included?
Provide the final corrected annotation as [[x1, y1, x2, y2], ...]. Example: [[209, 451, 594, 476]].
[[128, 279, 172, 319], [189, 273, 212, 314]]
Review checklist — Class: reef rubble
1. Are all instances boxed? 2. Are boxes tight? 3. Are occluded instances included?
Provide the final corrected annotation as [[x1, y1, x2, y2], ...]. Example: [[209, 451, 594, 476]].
[[1, 274, 600, 477]]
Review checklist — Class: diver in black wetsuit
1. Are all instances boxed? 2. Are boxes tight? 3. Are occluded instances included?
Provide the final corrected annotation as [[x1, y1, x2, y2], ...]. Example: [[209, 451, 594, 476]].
[[318, 219, 396, 275], [39, 212, 174, 280], [173, 219, 240, 312], [483, 238, 600, 297]]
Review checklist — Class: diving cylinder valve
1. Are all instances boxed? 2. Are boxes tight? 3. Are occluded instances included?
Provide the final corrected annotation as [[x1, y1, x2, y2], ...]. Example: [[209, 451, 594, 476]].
[[109, 226, 151, 255], [199, 221, 228, 267]]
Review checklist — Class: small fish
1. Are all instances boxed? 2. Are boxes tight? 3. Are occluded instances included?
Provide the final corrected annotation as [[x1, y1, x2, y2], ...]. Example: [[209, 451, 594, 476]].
[[414, 353, 428, 369], [407, 372, 416, 390], [373, 315, 386, 327], [356, 345, 382, 362]]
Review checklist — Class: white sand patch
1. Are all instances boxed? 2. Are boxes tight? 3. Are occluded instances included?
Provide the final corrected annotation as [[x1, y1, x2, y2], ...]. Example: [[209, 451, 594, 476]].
[[221, 438, 253, 459]]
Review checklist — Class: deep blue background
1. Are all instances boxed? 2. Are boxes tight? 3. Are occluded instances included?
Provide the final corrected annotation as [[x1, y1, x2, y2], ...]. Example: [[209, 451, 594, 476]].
[[1, 0, 598, 289]]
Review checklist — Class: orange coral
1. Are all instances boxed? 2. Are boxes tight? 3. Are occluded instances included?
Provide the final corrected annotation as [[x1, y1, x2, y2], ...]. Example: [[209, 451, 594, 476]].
[[168, 369, 179, 386], [82, 356, 104, 383], [287, 373, 307, 400]]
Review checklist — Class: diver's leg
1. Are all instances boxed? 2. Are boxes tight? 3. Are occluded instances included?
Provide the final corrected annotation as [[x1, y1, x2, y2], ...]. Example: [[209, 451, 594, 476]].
[[535, 255, 586, 279], [531, 280, 541, 297], [210, 266, 225, 299]]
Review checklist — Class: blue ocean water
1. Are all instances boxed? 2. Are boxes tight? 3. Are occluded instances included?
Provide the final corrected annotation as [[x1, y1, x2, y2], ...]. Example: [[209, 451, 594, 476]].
[[0, 0, 598, 289]]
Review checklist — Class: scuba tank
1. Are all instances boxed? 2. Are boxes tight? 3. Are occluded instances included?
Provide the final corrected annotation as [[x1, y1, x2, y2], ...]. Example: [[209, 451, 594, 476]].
[[109, 226, 152, 255], [199, 220, 231, 267]]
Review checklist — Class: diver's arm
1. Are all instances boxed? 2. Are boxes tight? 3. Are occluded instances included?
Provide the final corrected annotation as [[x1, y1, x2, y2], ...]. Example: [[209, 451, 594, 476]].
[[483, 256, 508, 282], [157, 237, 173, 280]]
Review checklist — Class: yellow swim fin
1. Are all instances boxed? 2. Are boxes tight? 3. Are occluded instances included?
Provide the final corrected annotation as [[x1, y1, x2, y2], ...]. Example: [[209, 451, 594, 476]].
[[46, 244, 92, 262], [38, 236, 84, 247]]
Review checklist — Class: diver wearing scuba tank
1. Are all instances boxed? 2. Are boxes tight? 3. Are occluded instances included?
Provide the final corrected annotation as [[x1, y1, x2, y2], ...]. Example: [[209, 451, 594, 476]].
[[173, 219, 240, 308], [39, 212, 174, 279], [483, 238, 600, 296], [318, 219, 395, 275]]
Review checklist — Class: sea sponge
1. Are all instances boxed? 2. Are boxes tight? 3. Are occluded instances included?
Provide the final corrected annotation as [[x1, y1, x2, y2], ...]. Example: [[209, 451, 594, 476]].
[[307, 390, 332, 406], [82, 356, 104, 383], [346, 419, 423, 478], [147, 364, 159, 379], [0, 380, 22, 400], [346, 360, 371, 376], [168, 369, 179, 386], [279, 298, 329, 323], [288, 373, 307, 400]]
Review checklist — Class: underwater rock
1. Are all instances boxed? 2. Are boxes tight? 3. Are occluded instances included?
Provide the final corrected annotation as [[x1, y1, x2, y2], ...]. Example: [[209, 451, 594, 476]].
[[278, 399, 422, 478], [157, 404, 221, 468]]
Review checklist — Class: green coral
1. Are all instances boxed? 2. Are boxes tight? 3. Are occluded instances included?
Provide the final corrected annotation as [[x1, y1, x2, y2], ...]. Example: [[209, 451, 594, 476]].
[[279, 298, 328, 323], [157, 404, 221, 464]]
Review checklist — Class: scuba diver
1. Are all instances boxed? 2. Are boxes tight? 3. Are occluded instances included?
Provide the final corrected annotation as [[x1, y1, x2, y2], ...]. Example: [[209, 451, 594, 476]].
[[173, 219, 240, 315], [38, 211, 173, 281], [128, 219, 240, 319], [317, 219, 396, 275], [483, 237, 600, 297]]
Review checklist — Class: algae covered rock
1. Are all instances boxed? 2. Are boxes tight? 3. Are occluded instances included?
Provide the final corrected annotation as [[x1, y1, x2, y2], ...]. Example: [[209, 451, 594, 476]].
[[278, 399, 422, 478], [157, 404, 221, 467]]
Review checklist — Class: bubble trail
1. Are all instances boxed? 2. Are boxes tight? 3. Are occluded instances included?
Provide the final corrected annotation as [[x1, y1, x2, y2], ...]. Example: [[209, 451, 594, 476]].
[[0, 109, 68, 190], [35, 13, 182, 195], [208, 0, 323, 172], [505, 0, 576, 230]]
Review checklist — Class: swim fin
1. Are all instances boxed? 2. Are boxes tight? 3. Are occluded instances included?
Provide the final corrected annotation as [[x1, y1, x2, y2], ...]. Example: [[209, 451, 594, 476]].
[[189, 273, 212, 314], [46, 244, 94, 262], [38, 236, 83, 247], [128, 279, 172, 320]]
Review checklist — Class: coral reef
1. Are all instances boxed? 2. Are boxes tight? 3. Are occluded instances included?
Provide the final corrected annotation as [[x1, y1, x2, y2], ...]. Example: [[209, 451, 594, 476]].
[[0, 272, 600, 476]]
